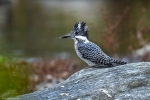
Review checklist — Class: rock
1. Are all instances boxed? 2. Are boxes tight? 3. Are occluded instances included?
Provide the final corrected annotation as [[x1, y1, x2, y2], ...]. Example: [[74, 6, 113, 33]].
[[16, 62, 150, 100]]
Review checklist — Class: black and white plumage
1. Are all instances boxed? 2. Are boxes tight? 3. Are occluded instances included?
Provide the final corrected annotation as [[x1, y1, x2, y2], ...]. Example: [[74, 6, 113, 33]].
[[60, 22, 127, 67]]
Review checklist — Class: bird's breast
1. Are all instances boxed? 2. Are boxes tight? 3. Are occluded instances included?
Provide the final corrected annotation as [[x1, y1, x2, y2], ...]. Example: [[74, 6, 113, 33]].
[[74, 43, 96, 66], [74, 44, 81, 57]]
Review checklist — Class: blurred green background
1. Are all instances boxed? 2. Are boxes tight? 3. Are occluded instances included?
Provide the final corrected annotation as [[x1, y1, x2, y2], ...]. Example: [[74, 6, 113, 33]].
[[0, 0, 150, 98]]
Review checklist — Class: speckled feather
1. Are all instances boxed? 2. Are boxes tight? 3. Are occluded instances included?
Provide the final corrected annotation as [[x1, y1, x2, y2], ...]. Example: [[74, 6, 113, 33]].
[[61, 22, 127, 67], [76, 39, 113, 67], [74, 22, 126, 67]]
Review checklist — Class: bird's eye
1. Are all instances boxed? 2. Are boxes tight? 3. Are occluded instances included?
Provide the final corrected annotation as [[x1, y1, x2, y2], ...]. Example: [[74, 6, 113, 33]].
[[75, 32, 78, 35]]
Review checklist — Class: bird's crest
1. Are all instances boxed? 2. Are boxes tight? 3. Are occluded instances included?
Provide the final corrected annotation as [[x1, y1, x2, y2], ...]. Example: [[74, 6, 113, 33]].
[[73, 22, 89, 38]]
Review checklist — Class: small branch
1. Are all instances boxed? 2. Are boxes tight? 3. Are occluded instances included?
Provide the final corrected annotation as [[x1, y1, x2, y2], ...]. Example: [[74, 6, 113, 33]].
[[109, 7, 130, 32], [99, 6, 111, 28]]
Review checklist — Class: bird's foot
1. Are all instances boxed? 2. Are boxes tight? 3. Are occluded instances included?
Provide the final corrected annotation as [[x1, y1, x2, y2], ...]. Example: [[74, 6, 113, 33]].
[[91, 64, 114, 68]]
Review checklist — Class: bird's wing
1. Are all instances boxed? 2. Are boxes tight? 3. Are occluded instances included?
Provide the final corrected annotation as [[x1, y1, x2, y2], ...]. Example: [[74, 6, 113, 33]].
[[77, 42, 111, 66]]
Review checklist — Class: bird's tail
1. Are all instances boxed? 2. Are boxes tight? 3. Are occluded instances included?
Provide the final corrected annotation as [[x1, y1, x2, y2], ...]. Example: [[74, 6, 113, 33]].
[[111, 58, 127, 65]]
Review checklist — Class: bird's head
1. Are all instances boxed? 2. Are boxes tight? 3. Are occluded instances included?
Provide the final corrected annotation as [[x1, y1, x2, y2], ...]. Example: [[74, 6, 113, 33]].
[[60, 22, 89, 39]]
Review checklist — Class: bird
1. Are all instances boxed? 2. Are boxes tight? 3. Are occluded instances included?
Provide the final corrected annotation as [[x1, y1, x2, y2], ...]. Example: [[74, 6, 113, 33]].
[[60, 22, 127, 67]]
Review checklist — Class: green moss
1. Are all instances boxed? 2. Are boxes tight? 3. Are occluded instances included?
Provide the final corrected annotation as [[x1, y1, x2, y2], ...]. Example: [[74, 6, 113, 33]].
[[0, 56, 30, 98]]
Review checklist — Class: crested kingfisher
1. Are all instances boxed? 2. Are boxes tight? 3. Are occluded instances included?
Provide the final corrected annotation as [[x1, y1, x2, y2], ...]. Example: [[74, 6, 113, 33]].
[[60, 22, 127, 67]]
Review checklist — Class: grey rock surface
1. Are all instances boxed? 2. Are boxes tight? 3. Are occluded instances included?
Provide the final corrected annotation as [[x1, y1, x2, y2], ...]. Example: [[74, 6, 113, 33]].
[[17, 62, 150, 100]]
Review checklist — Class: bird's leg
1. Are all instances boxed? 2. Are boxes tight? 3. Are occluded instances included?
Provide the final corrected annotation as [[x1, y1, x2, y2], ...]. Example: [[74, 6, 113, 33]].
[[91, 64, 114, 68], [92, 65, 107, 68]]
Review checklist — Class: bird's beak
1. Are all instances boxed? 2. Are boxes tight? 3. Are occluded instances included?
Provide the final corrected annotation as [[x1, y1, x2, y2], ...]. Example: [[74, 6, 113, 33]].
[[60, 34, 71, 39]]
